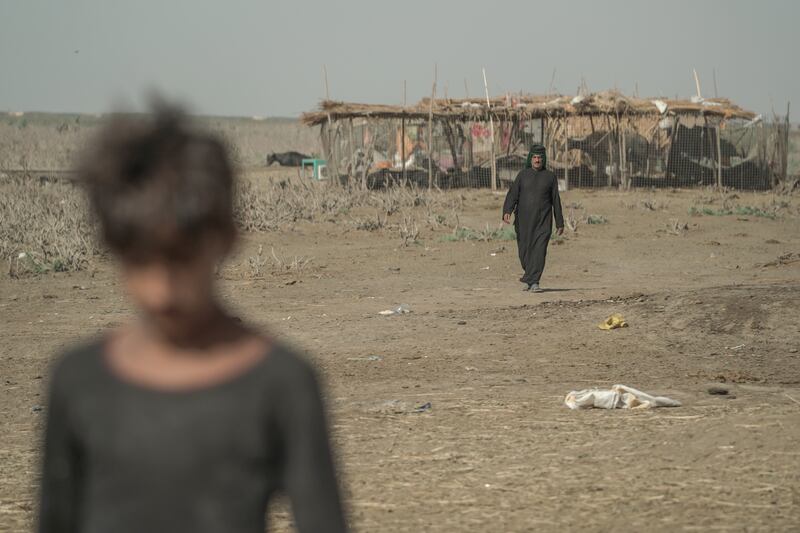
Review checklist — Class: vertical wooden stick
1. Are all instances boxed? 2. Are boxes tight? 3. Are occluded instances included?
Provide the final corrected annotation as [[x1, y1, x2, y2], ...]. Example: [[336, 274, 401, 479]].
[[320, 122, 330, 179], [715, 123, 723, 188], [666, 116, 680, 183], [693, 68, 702, 99], [483, 67, 497, 191], [713, 68, 719, 98], [348, 118, 355, 180], [607, 131, 613, 188], [621, 118, 628, 189], [783, 102, 791, 185], [428, 67, 437, 190], [402, 80, 407, 185], [322, 64, 336, 180], [563, 113, 569, 191]]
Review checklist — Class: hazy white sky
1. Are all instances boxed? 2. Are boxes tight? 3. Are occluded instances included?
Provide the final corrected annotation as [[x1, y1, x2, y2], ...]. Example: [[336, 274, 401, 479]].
[[1, 0, 797, 117]]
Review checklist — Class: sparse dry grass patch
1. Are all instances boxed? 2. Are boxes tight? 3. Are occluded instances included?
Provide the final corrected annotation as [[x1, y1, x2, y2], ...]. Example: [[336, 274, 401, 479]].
[[0, 178, 97, 276], [621, 197, 669, 211], [1, 175, 467, 277], [234, 179, 463, 232]]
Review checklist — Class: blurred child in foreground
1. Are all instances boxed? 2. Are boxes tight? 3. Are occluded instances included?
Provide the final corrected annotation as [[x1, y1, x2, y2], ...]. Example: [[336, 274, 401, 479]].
[[37, 104, 347, 533]]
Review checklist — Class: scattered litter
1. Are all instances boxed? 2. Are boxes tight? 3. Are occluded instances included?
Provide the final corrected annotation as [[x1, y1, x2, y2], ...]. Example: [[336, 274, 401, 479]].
[[379, 304, 411, 316], [565, 384, 681, 410], [598, 313, 628, 330], [744, 114, 762, 128], [465, 366, 477, 371], [760, 252, 800, 268], [707, 386, 729, 396], [415, 402, 432, 413], [370, 400, 431, 414], [651, 99, 668, 114], [490, 253, 497, 257], [72, 285, 89, 290], [727, 344, 746, 351], [481, 266, 490, 270], [347, 356, 382, 362], [31, 405, 43, 413], [372, 400, 412, 414], [285, 280, 297, 286], [18, 252, 27, 259]]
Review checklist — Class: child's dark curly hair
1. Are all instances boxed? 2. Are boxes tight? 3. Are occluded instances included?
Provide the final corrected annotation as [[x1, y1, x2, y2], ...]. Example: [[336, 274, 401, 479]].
[[78, 103, 235, 260]]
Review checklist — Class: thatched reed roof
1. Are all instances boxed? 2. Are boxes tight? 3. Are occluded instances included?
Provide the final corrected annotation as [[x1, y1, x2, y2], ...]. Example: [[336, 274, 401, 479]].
[[301, 91, 756, 126]]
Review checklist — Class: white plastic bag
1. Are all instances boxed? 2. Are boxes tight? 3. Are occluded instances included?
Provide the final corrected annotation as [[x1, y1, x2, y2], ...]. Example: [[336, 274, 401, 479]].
[[565, 384, 681, 410]]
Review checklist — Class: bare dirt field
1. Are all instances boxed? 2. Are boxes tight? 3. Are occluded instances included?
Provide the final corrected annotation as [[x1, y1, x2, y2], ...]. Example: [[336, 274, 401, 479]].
[[2, 169, 800, 531]]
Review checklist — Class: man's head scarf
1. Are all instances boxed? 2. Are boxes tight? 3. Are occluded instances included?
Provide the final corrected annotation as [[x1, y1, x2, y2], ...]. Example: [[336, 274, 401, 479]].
[[525, 144, 547, 169]]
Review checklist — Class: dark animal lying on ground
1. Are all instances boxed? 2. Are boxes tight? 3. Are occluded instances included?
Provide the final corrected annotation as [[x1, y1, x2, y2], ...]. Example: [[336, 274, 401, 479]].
[[668, 125, 739, 163], [266, 151, 311, 167], [567, 130, 656, 177]]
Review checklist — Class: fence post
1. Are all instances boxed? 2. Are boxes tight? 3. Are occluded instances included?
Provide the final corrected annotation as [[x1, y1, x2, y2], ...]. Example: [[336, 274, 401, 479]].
[[428, 73, 436, 190], [715, 124, 722, 188], [348, 119, 355, 184], [783, 102, 791, 185], [483, 68, 496, 192], [563, 114, 569, 191]]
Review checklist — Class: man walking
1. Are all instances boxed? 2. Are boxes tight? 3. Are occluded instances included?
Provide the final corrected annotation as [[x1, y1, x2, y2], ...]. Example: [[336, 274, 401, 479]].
[[502, 144, 564, 292]]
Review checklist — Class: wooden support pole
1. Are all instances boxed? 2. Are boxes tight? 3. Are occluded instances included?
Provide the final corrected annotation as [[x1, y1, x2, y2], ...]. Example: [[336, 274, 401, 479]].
[[715, 123, 723, 188], [348, 118, 355, 180], [322, 64, 336, 181], [361, 120, 374, 190], [402, 80, 407, 185], [483, 67, 497, 191], [323, 64, 330, 100], [607, 131, 614, 188], [540, 117, 545, 145], [783, 102, 791, 184], [320, 122, 330, 177], [615, 113, 623, 189], [604, 114, 614, 187], [665, 116, 679, 179], [693, 68, 702, 99], [428, 71, 436, 190], [620, 119, 627, 190], [563, 113, 569, 191], [713, 68, 719, 98]]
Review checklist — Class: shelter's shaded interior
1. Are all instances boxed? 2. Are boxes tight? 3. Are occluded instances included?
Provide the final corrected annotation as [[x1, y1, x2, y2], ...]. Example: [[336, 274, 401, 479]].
[[302, 91, 788, 191]]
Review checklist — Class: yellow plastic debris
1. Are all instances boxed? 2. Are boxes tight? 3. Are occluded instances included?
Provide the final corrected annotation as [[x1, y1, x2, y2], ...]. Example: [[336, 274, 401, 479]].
[[598, 313, 628, 330]]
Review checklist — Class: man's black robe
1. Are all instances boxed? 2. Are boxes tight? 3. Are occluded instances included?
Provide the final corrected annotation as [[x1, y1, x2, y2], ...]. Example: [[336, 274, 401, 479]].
[[502, 168, 564, 285]]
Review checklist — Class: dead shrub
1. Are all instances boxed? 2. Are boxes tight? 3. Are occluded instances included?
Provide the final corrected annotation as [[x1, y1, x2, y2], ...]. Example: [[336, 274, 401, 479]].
[[0, 178, 97, 276]]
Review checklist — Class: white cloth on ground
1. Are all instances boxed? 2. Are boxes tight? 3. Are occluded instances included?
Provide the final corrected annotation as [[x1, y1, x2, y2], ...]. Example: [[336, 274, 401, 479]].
[[564, 384, 681, 410]]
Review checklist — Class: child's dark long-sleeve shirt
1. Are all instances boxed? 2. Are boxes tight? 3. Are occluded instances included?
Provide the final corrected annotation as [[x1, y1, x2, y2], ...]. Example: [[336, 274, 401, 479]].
[[38, 340, 347, 533]]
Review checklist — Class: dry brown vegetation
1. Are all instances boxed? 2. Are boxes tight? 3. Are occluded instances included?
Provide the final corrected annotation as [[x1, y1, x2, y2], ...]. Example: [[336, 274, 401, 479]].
[[0, 174, 466, 277], [0, 177, 96, 277], [0, 113, 320, 170]]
